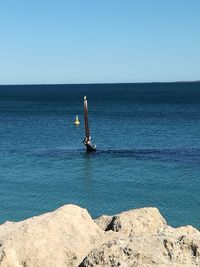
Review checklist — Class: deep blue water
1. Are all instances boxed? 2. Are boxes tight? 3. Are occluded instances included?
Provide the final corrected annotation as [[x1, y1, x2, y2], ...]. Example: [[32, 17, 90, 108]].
[[0, 83, 200, 228]]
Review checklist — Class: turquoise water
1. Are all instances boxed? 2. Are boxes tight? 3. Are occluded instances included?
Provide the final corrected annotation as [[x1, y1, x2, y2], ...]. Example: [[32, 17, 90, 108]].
[[0, 83, 200, 227]]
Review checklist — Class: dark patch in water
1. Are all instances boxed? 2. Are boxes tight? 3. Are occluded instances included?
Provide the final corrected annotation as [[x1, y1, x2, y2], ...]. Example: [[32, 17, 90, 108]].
[[32, 147, 200, 166]]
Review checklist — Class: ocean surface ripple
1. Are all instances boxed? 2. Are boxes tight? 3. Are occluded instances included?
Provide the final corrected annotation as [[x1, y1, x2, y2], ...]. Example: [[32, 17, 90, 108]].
[[0, 83, 200, 227]]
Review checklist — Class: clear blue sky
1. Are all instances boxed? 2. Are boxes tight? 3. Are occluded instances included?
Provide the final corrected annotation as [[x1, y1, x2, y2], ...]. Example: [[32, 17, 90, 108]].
[[0, 0, 200, 84]]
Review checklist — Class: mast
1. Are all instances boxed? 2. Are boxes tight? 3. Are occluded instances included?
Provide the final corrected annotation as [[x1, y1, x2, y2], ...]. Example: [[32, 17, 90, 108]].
[[83, 96, 96, 152], [84, 96, 90, 140]]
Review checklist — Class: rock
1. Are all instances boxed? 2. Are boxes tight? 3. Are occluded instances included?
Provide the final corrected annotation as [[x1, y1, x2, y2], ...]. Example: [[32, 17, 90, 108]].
[[0, 242, 6, 264], [165, 225, 200, 238], [95, 215, 113, 231], [0, 204, 200, 267], [0, 204, 103, 267], [81, 209, 200, 267], [95, 207, 167, 237], [80, 235, 200, 267]]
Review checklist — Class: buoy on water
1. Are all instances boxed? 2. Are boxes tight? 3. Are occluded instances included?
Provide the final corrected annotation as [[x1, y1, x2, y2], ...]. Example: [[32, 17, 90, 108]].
[[74, 115, 80, 125]]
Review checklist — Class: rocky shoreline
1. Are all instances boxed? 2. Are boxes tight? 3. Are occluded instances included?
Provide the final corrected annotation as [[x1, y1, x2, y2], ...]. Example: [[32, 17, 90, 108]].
[[0, 205, 200, 266]]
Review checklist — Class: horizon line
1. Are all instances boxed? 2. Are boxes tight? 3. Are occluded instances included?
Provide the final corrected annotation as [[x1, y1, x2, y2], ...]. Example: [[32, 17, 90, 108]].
[[0, 80, 200, 86]]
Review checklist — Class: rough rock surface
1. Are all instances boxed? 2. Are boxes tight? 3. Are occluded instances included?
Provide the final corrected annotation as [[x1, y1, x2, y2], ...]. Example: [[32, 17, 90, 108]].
[[0, 205, 200, 267], [80, 232, 200, 267], [95, 207, 167, 236], [0, 205, 103, 267]]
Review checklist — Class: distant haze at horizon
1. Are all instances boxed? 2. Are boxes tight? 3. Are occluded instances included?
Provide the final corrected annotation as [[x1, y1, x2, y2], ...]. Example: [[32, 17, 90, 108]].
[[1, 81, 200, 87], [0, 1, 200, 84]]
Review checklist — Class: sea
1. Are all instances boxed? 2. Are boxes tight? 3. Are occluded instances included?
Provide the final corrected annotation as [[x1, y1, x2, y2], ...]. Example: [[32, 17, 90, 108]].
[[0, 82, 200, 228]]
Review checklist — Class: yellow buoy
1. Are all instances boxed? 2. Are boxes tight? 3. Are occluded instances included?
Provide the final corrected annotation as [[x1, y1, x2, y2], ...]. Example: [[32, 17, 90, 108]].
[[74, 115, 80, 125]]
